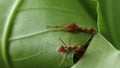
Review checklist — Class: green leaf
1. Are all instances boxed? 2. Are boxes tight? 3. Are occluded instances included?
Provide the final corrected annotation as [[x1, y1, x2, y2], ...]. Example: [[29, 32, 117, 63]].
[[80, 0, 97, 21], [0, 0, 18, 68], [71, 33, 120, 68], [97, 0, 120, 49], [0, 0, 97, 68]]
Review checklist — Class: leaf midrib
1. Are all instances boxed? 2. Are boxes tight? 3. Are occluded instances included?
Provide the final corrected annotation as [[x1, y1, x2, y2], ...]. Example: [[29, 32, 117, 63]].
[[1, 0, 22, 68]]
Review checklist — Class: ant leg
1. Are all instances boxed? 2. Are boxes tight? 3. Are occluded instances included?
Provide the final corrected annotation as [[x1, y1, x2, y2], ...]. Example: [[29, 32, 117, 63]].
[[62, 53, 68, 62], [63, 53, 67, 59], [74, 52, 80, 58], [58, 53, 63, 60], [59, 38, 67, 47], [68, 36, 72, 46]]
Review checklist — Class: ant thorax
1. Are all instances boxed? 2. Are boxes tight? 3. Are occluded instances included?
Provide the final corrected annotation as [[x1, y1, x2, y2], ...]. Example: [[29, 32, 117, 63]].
[[64, 46, 77, 53], [56, 45, 76, 53]]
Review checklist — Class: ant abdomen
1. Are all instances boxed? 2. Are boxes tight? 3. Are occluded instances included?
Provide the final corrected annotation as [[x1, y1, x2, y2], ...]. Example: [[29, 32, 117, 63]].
[[75, 46, 86, 53]]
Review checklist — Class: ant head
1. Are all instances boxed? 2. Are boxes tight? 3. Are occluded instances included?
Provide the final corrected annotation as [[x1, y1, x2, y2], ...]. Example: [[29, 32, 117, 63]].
[[65, 23, 77, 29], [56, 45, 65, 52]]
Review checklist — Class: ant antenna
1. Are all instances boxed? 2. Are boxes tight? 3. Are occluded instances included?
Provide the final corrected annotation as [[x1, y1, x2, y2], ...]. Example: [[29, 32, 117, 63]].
[[47, 25, 65, 29], [59, 38, 67, 46]]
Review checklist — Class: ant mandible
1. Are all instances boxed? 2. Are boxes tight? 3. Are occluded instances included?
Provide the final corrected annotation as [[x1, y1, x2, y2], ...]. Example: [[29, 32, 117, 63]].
[[47, 23, 95, 34]]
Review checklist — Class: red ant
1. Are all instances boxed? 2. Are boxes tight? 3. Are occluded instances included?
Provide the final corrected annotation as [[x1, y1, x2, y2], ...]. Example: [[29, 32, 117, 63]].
[[56, 37, 86, 62], [56, 34, 94, 63], [47, 23, 95, 34]]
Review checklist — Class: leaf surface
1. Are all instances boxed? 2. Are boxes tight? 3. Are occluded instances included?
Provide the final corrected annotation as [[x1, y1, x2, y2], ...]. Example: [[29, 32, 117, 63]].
[[97, 0, 120, 49], [0, 0, 97, 68], [80, 0, 97, 21], [72, 33, 120, 68]]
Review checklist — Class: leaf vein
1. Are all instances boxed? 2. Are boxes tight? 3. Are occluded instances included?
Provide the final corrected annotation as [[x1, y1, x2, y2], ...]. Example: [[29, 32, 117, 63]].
[[19, 7, 83, 16], [9, 29, 59, 41], [1, 0, 22, 68], [12, 49, 47, 62]]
